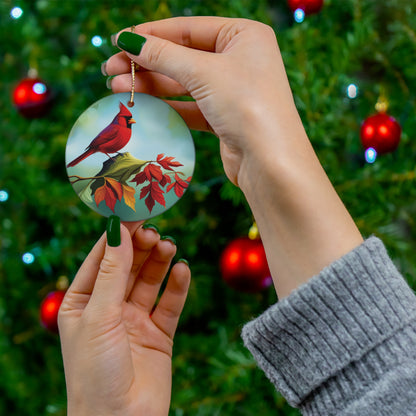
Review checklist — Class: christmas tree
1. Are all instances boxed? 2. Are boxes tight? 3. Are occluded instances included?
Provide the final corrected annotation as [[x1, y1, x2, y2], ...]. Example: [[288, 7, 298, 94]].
[[1, 0, 416, 414]]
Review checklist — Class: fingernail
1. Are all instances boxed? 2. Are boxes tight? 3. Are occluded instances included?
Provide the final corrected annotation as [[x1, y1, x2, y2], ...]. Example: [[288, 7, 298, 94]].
[[178, 258, 189, 266], [117, 32, 147, 55], [100, 60, 108, 76], [161, 235, 176, 245], [111, 33, 118, 46], [142, 223, 160, 233], [107, 215, 121, 247], [106, 76, 114, 90]]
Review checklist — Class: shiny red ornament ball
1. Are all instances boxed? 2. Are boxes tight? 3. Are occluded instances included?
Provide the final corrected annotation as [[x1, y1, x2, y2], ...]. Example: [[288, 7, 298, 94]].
[[220, 237, 272, 293], [40, 290, 66, 333], [12, 77, 52, 118], [287, 0, 324, 14], [360, 113, 401, 155]]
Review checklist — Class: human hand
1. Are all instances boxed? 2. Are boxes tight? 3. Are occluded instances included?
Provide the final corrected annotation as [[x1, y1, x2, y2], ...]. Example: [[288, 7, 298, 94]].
[[104, 17, 303, 187], [104, 17, 362, 299], [58, 218, 190, 416], [104, 17, 363, 299]]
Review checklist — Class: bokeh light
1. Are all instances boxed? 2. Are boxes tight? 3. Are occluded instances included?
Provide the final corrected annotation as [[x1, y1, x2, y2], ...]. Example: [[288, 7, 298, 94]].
[[10, 7, 23, 19], [347, 83, 358, 99], [33, 82, 47, 94], [294, 8, 305, 23], [0, 190, 9, 202], [22, 252, 35, 264], [365, 147, 377, 164], [91, 35, 103, 47]]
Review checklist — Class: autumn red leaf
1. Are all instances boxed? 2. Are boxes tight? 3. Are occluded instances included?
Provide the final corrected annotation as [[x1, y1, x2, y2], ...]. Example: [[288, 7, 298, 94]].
[[150, 181, 165, 206], [159, 174, 172, 187], [94, 178, 123, 212], [131, 163, 164, 185], [173, 183, 185, 198], [131, 170, 147, 186], [166, 173, 191, 198], [157, 154, 184, 171], [145, 194, 155, 212], [140, 183, 151, 200], [107, 177, 123, 198], [139, 181, 166, 213], [175, 173, 188, 187], [147, 163, 163, 182], [128, 155, 189, 213]]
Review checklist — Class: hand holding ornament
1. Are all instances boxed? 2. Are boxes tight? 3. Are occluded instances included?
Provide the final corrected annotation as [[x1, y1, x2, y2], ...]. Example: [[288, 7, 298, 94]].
[[58, 219, 190, 416], [105, 16, 362, 298]]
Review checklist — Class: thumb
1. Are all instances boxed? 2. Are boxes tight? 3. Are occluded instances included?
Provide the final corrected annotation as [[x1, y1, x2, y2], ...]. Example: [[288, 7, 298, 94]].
[[88, 216, 133, 310], [116, 31, 208, 93]]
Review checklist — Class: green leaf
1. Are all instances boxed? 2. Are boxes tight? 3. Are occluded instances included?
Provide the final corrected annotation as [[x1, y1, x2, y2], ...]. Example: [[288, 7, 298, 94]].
[[95, 152, 148, 184], [90, 152, 148, 195]]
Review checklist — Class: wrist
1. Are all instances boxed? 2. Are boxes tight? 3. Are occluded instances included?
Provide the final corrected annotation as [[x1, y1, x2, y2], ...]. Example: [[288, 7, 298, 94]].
[[237, 115, 363, 298], [237, 107, 310, 194]]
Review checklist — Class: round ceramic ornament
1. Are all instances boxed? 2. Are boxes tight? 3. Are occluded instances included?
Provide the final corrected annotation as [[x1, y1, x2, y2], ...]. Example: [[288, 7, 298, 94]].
[[66, 92, 195, 221]]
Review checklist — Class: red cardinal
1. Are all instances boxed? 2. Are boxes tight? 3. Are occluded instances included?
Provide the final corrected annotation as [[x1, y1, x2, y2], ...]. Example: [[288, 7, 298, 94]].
[[67, 102, 136, 167]]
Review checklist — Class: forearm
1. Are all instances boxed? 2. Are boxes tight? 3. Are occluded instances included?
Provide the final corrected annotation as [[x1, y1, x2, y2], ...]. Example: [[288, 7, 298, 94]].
[[238, 110, 363, 298], [241, 237, 416, 414]]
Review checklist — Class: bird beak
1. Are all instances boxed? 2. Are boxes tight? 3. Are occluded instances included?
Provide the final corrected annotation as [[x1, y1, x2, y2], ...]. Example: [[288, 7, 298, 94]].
[[129, 118, 136, 124]]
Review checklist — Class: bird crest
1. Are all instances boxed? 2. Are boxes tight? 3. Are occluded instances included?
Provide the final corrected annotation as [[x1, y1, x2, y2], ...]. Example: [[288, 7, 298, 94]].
[[118, 102, 132, 118]]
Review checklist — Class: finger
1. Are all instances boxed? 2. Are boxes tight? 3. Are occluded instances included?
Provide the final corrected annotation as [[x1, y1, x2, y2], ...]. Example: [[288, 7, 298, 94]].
[[132, 16, 233, 52], [62, 232, 107, 302], [128, 238, 177, 313], [64, 221, 142, 302], [165, 100, 213, 132], [104, 51, 155, 75], [109, 70, 210, 131], [151, 261, 191, 339], [104, 51, 136, 75], [124, 225, 161, 298], [110, 72, 189, 97], [87, 223, 133, 309], [115, 30, 212, 93], [122, 220, 145, 236]]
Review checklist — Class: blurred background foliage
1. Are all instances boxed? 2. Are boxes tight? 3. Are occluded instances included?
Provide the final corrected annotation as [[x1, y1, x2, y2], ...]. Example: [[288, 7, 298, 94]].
[[1, 0, 416, 414]]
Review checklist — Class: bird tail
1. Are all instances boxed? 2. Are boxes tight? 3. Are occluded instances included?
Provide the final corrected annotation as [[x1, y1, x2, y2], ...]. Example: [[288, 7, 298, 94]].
[[66, 148, 95, 167]]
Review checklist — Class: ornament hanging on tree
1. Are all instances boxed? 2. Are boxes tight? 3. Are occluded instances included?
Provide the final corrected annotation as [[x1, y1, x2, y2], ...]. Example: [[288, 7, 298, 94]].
[[40, 276, 68, 333], [360, 95, 401, 160], [66, 28, 195, 222], [40, 290, 66, 333], [287, 0, 324, 18], [12, 72, 52, 118], [220, 223, 272, 293]]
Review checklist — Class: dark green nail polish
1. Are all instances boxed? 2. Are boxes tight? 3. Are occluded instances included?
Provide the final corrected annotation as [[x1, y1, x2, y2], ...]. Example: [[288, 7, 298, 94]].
[[100, 60, 108, 76], [178, 258, 189, 266], [107, 215, 121, 247], [106, 76, 114, 90], [143, 223, 160, 233], [110, 33, 118, 46], [161, 235, 176, 245], [117, 32, 147, 55]]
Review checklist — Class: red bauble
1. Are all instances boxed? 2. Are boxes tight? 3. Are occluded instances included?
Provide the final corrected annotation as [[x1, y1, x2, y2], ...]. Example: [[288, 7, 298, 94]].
[[220, 237, 272, 293], [13, 77, 52, 118], [40, 290, 66, 333], [287, 0, 324, 14], [360, 113, 401, 154]]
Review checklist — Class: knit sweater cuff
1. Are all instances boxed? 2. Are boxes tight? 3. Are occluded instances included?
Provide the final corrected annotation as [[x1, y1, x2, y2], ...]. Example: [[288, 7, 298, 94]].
[[241, 237, 416, 411]]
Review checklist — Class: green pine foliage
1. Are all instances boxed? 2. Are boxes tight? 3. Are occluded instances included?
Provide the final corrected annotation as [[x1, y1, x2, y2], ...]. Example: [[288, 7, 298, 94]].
[[1, 0, 416, 414]]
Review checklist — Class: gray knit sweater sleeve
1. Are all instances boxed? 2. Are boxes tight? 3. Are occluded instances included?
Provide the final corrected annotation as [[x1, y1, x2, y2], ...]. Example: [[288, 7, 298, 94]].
[[241, 237, 416, 415]]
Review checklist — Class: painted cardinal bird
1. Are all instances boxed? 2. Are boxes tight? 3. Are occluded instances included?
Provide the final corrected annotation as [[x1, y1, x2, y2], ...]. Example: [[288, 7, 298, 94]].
[[67, 102, 136, 167]]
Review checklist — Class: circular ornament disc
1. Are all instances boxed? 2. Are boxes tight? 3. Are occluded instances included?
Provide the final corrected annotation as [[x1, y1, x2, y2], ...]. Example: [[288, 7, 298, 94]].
[[66, 93, 195, 221]]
